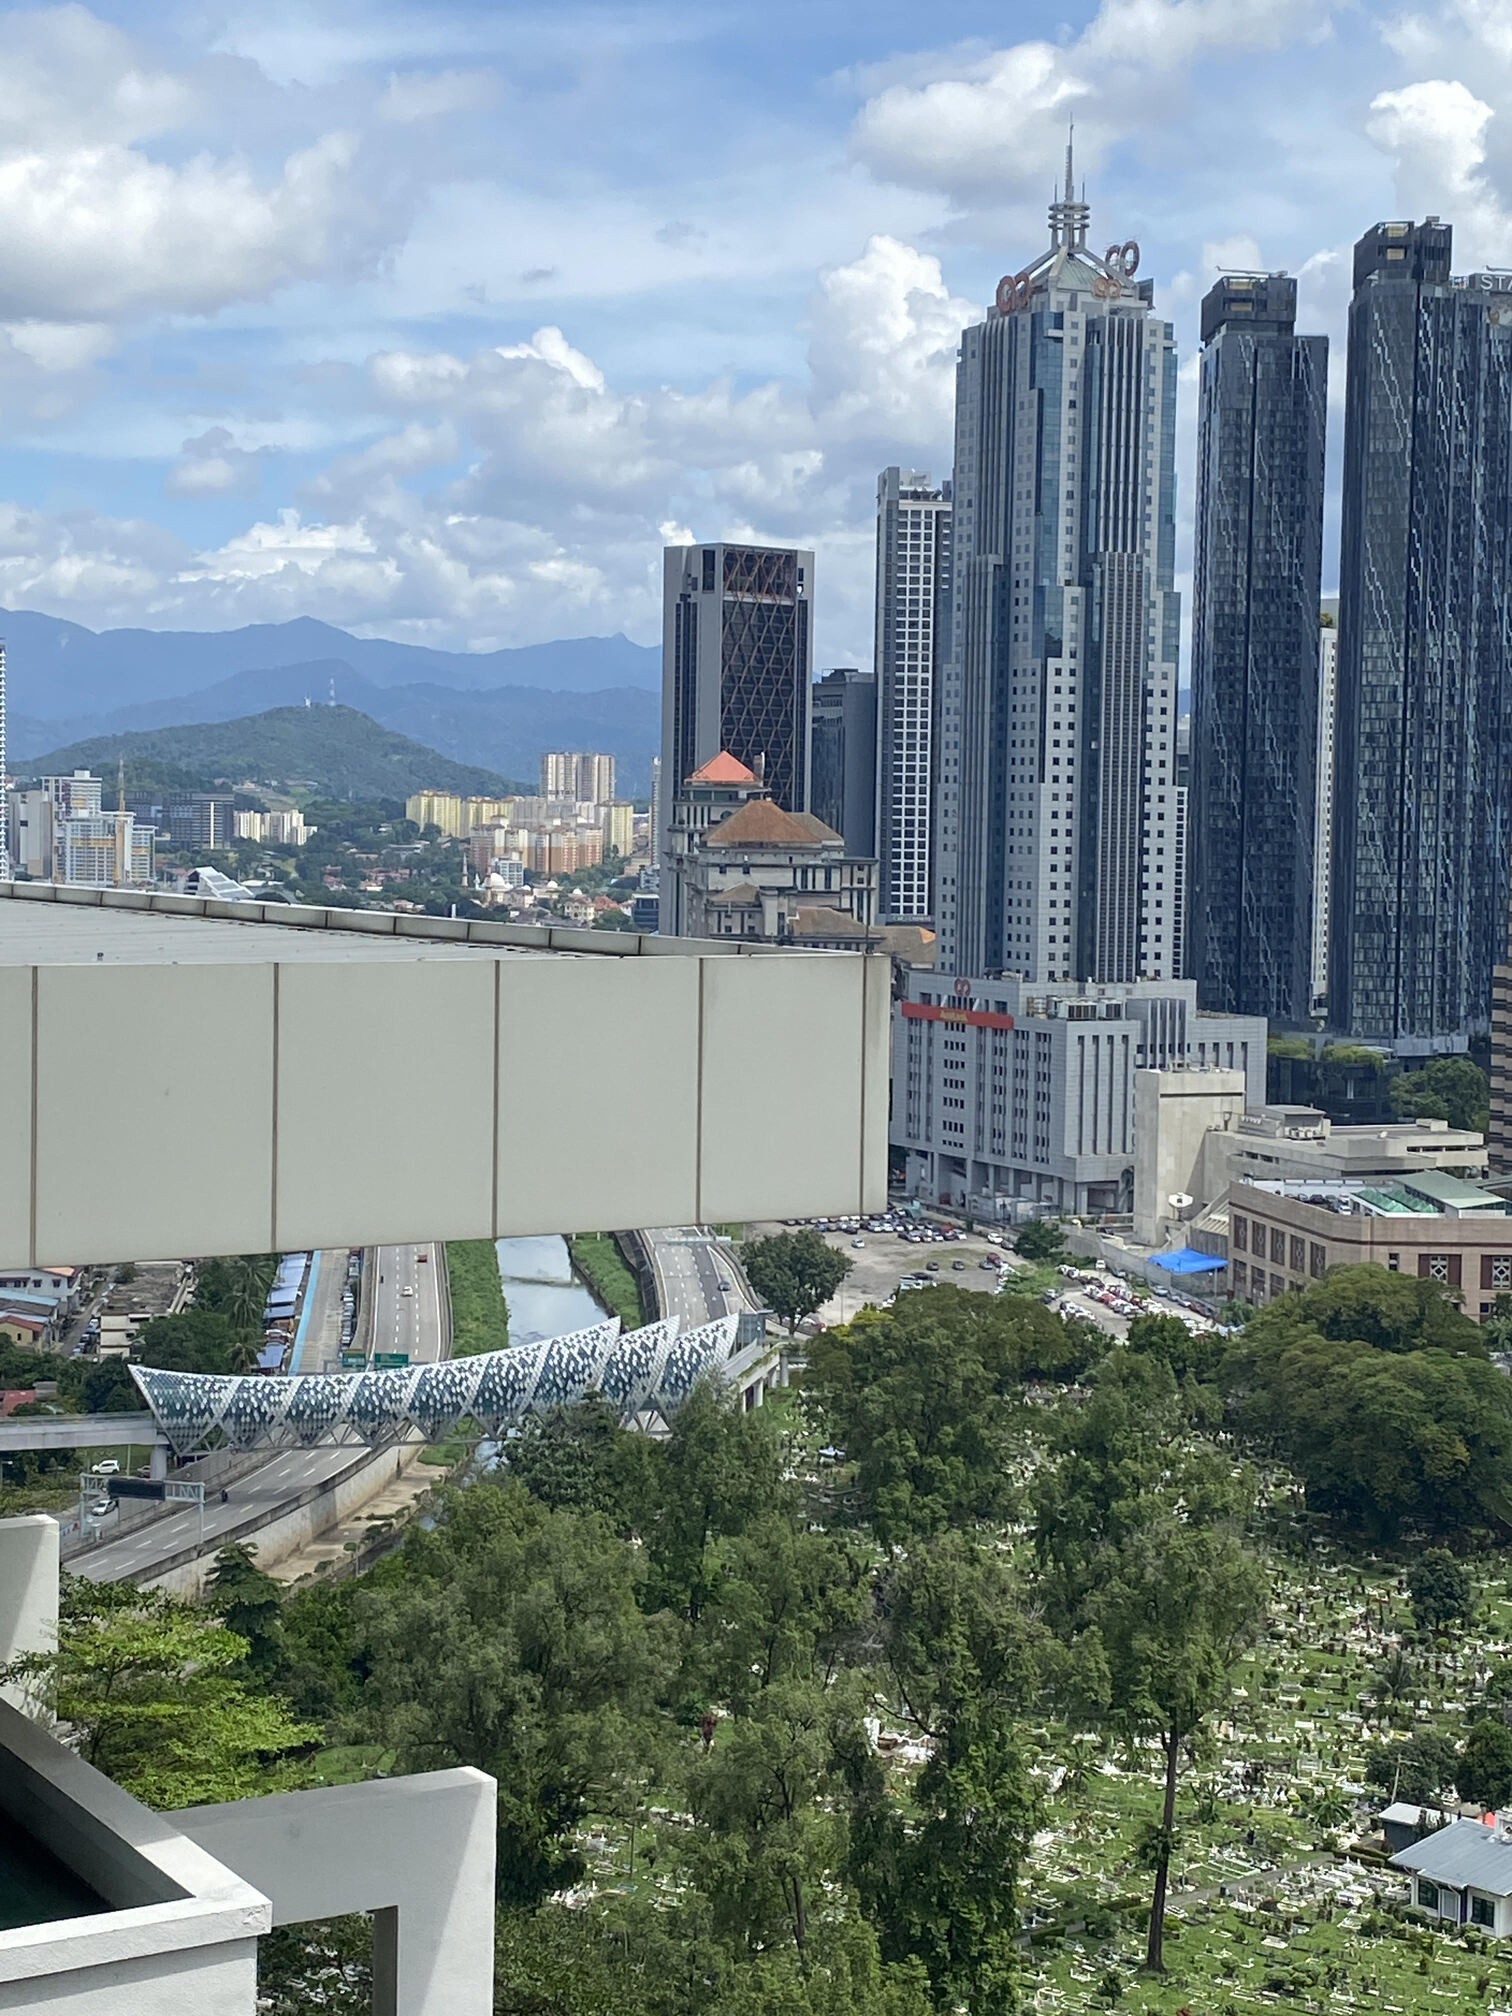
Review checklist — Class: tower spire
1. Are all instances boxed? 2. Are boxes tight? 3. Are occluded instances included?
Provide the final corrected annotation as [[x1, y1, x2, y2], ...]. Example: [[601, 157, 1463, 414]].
[[1048, 123, 1090, 250], [1064, 123, 1075, 206]]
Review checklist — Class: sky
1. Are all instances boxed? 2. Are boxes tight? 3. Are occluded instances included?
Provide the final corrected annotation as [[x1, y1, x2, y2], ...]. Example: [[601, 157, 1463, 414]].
[[0, 0, 1507, 673]]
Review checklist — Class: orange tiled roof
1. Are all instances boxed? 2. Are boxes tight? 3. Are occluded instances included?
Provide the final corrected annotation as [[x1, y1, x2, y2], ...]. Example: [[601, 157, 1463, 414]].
[[703, 799, 839, 849], [688, 750, 757, 784]]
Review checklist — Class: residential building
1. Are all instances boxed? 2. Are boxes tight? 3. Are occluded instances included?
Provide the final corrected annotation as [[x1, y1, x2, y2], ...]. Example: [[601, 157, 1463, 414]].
[[935, 142, 1182, 986], [1494, 957, 1512, 1173], [892, 969, 1264, 1216], [660, 541, 813, 871], [404, 791, 519, 838], [1230, 1172, 1512, 1317], [810, 667, 878, 859], [56, 811, 154, 888], [666, 751, 876, 942], [512, 824, 603, 875], [1391, 1818, 1512, 1935], [1188, 273, 1327, 1027], [649, 756, 663, 869], [159, 792, 235, 853], [604, 800, 635, 858], [875, 467, 951, 921], [1332, 221, 1512, 1046], [1312, 619, 1338, 1015], [541, 752, 615, 803], [233, 808, 314, 847]]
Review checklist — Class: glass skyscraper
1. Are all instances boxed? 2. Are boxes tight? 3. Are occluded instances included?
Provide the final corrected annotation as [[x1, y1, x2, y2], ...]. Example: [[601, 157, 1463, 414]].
[[935, 144, 1182, 985], [875, 468, 951, 921], [1332, 220, 1512, 1044], [1188, 274, 1327, 1026]]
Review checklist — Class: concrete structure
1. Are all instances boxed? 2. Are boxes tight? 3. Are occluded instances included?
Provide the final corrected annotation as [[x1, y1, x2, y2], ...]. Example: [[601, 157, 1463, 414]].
[[1188, 273, 1327, 1027], [666, 753, 876, 943], [810, 668, 877, 860], [875, 468, 951, 921], [1333, 222, 1512, 1047], [0, 881, 888, 1264], [936, 139, 1183, 985], [1495, 956, 1512, 1175], [1229, 1172, 1512, 1314], [541, 751, 614, 803], [1311, 620, 1338, 1016], [892, 969, 1264, 1217], [1132, 1067, 1246, 1247], [1391, 1818, 1512, 1935], [661, 541, 813, 881]]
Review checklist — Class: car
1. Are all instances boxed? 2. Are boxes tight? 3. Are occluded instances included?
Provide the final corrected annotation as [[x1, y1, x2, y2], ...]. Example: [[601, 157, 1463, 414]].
[[93, 1458, 120, 1475], [717, 1278, 732, 1292], [851, 1238, 865, 1249], [926, 1260, 941, 1272], [417, 1251, 429, 1264], [979, 1259, 997, 1271], [87, 1499, 113, 1518], [952, 1260, 966, 1271], [401, 1285, 415, 1297]]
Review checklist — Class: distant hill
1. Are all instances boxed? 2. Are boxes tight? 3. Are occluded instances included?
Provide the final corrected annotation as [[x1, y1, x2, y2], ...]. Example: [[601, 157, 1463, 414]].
[[7, 656, 661, 795], [0, 606, 660, 719], [21, 706, 527, 803]]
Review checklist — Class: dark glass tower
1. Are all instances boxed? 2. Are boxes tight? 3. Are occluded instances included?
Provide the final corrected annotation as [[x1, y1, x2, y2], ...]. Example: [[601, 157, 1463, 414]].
[[810, 667, 877, 856], [1332, 220, 1512, 1043], [1188, 274, 1327, 1025]]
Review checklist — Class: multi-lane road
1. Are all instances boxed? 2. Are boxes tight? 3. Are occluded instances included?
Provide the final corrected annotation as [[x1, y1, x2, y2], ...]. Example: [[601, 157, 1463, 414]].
[[81, 1244, 445, 1583], [645, 1228, 748, 1331]]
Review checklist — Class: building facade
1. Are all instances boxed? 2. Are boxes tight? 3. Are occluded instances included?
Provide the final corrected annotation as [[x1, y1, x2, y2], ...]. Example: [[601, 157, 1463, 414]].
[[1188, 273, 1327, 1027], [1332, 220, 1512, 1045], [810, 668, 878, 860], [660, 542, 813, 868], [1311, 621, 1338, 1016], [935, 148, 1182, 987], [1230, 1173, 1512, 1317], [875, 467, 951, 921], [892, 968, 1264, 1216], [541, 752, 615, 803]]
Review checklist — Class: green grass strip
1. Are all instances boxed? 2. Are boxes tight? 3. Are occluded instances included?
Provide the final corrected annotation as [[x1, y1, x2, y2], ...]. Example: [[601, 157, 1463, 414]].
[[567, 1233, 646, 1330], [445, 1240, 511, 1357]]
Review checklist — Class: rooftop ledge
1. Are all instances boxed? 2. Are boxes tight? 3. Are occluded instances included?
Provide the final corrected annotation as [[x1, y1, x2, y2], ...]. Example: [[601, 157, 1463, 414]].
[[0, 882, 890, 1265]]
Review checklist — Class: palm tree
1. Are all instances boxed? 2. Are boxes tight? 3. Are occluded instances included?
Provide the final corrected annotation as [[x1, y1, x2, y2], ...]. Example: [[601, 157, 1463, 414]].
[[1372, 1649, 1417, 1724]]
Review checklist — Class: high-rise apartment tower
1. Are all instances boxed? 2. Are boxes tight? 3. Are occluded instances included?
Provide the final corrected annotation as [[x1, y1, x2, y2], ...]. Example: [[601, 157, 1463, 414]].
[[1311, 620, 1338, 1017], [1332, 220, 1512, 1044], [541, 752, 615, 804], [875, 468, 951, 920], [935, 143, 1182, 985], [1188, 273, 1327, 1026]]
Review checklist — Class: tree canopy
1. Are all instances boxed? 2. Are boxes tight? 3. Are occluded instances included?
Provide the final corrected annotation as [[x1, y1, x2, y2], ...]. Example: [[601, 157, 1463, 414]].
[[741, 1231, 852, 1336], [1389, 1054, 1491, 1134]]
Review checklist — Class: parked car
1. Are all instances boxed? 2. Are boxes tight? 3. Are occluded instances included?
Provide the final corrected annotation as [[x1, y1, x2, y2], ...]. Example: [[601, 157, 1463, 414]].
[[952, 1260, 966, 1271], [926, 1260, 941, 1272]]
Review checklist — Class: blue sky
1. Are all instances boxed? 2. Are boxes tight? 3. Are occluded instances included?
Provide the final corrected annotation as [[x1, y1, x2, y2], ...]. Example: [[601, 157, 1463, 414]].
[[0, 0, 1506, 668]]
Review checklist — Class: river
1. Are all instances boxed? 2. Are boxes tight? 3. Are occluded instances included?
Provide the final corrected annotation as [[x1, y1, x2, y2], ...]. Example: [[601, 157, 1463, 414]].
[[495, 1235, 608, 1345]]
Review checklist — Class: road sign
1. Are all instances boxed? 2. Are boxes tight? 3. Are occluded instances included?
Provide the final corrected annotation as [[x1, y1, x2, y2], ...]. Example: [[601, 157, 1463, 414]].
[[340, 1350, 367, 1370], [372, 1352, 410, 1368]]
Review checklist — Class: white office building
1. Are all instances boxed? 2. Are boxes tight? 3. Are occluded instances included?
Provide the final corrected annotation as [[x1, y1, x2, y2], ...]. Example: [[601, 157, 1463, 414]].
[[893, 967, 1264, 1217], [875, 468, 951, 922]]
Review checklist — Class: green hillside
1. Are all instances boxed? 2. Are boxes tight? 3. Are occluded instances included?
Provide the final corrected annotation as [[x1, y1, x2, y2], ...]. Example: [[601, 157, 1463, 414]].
[[21, 705, 526, 803]]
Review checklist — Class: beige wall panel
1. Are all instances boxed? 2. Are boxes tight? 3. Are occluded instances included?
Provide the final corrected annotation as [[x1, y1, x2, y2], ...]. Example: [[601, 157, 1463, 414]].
[[35, 966, 274, 1262], [276, 961, 495, 1248], [699, 955, 877, 1222], [0, 969, 33, 1266], [860, 955, 891, 1213], [495, 958, 699, 1234]]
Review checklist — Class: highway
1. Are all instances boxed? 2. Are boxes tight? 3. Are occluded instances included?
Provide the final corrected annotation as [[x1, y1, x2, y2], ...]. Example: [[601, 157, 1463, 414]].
[[645, 1228, 749, 1330], [81, 1243, 445, 1583]]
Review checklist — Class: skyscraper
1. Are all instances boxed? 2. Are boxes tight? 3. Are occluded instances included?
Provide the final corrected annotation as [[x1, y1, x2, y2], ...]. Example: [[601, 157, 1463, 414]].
[[935, 141, 1182, 986], [1311, 618, 1338, 1017], [1332, 220, 1512, 1044], [810, 668, 877, 859], [875, 468, 951, 920], [660, 543, 814, 903], [541, 752, 615, 804], [1188, 273, 1327, 1026]]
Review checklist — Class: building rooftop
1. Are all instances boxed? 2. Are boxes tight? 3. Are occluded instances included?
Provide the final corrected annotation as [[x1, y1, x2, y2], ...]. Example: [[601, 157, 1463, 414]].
[[687, 751, 757, 785], [1244, 1175, 1509, 1218], [1391, 1818, 1512, 1894], [702, 801, 842, 850]]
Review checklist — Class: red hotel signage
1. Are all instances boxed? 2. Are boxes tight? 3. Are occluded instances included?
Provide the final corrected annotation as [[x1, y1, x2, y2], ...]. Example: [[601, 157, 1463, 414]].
[[901, 1001, 1015, 1031]]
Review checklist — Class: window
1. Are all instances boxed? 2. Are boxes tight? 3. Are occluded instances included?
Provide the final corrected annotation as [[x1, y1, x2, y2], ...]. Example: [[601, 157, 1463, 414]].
[[1420, 1253, 1461, 1287], [1310, 1242, 1327, 1280], [1232, 1259, 1247, 1292], [1232, 1215, 1247, 1253], [1472, 1895, 1496, 1929], [1482, 1254, 1512, 1291], [1289, 1236, 1307, 1274], [1270, 1226, 1287, 1265], [1418, 1879, 1440, 1912], [1271, 1273, 1286, 1299]]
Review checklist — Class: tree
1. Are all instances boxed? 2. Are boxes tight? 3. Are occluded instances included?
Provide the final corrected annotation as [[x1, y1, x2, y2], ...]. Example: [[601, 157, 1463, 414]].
[[1013, 1219, 1066, 1263], [506, 1394, 655, 1531], [1390, 1054, 1490, 1134], [1365, 1730, 1460, 1804], [1126, 1311, 1226, 1384], [741, 1232, 852, 1336], [1460, 1718, 1512, 1810], [356, 1478, 678, 1906], [1407, 1549, 1475, 1637], [1034, 1353, 1266, 1973], [2, 1577, 314, 1808], [208, 1541, 285, 1674]]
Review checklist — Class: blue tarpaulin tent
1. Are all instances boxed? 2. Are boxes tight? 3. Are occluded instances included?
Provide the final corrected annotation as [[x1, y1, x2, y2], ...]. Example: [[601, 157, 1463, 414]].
[[1150, 1247, 1227, 1276]]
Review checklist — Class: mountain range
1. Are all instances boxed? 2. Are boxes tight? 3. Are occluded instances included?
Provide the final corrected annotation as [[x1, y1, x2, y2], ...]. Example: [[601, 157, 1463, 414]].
[[1, 609, 662, 795], [21, 706, 528, 805]]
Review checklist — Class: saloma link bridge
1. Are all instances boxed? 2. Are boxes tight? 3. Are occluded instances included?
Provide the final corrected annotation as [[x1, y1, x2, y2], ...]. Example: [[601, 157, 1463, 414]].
[[131, 1313, 739, 1457]]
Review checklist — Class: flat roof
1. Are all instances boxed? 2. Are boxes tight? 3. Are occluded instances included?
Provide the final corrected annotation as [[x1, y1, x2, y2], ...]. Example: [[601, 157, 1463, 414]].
[[1392, 1818, 1512, 1894]]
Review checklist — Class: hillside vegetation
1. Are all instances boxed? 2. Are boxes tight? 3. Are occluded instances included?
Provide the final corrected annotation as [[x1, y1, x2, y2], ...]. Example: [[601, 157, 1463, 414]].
[[22, 705, 525, 802]]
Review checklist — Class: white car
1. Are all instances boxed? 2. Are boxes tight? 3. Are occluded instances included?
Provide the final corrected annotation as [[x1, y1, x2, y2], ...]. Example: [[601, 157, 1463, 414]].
[[852, 1238, 865, 1249], [93, 1458, 120, 1475], [401, 1285, 415, 1297]]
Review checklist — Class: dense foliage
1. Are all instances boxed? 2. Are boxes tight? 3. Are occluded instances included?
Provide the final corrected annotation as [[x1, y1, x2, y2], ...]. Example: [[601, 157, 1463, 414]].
[[741, 1231, 853, 1336]]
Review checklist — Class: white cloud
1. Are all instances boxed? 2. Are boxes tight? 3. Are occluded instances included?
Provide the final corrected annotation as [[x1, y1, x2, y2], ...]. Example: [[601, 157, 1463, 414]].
[[378, 68, 497, 123], [1366, 79, 1512, 265], [166, 426, 262, 498]]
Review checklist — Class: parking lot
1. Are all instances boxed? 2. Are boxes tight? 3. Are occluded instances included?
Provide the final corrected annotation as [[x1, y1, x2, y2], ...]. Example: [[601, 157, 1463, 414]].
[[747, 1211, 1023, 1329]]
